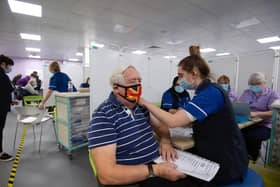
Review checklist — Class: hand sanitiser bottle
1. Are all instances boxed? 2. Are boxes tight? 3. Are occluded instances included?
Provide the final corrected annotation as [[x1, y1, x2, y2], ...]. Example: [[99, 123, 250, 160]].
[[68, 81, 73, 92]]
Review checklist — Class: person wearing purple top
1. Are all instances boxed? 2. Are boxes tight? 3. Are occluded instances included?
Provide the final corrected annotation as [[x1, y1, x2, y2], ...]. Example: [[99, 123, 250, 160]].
[[239, 72, 280, 161], [217, 75, 238, 102], [16, 75, 30, 87]]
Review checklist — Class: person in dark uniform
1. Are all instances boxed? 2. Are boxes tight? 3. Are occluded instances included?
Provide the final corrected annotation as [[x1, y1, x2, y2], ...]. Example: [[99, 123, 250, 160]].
[[140, 46, 248, 186], [80, 77, 90, 88], [161, 76, 190, 114], [38, 61, 76, 110], [0, 54, 16, 161]]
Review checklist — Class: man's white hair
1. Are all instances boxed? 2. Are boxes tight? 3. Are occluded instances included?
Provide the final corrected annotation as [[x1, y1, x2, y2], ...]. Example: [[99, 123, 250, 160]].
[[110, 64, 135, 86], [248, 72, 266, 84]]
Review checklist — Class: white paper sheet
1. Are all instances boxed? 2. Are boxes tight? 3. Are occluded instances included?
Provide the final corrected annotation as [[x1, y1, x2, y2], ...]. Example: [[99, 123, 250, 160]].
[[154, 149, 220, 182], [169, 127, 193, 138]]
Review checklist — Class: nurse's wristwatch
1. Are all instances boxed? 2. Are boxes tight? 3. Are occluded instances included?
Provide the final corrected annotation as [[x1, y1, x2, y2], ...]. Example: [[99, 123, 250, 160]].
[[147, 164, 155, 178]]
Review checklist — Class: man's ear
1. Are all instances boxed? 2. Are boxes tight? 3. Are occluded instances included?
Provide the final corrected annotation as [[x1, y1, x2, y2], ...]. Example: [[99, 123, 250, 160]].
[[113, 84, 118, 90]]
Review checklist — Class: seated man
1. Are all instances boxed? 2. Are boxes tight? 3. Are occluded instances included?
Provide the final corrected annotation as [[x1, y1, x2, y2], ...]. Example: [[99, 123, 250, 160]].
[[88, 65, 199, 187]]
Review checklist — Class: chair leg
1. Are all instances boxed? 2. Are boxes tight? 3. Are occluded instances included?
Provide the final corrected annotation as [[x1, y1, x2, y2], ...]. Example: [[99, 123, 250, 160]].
[[52, 121, 58, 143], [13, 122, 19, 154], [32, 125, 36, 143], [39, 124, 43, 153], [264, 140, 269, 167]]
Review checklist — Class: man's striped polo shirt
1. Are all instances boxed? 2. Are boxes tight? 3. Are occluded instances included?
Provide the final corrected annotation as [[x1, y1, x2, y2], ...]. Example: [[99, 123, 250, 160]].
[[88, 92, 159, 165]]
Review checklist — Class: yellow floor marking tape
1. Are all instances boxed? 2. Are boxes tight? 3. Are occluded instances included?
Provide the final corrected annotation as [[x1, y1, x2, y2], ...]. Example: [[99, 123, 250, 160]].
[[7, 124, 29, 187]]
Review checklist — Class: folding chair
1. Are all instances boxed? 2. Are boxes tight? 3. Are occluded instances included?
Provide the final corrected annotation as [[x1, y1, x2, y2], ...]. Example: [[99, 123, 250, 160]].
[[88, 151, 140, 187], [23, 95, 43, 107], [13, 106, 52, 153], [23, 95, 58, 142]]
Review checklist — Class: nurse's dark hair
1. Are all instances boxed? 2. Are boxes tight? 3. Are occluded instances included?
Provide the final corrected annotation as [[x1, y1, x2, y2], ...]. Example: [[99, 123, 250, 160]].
[[178, 45, 210, 79], [0, 54, 14, 65], [172, 76, 179, 87]]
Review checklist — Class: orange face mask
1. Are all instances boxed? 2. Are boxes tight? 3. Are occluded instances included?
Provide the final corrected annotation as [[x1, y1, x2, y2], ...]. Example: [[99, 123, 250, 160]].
[[117, 84, 142, 103]]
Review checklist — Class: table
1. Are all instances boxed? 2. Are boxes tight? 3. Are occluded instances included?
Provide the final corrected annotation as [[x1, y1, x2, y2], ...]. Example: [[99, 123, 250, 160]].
[[171, 117, 263, 150]]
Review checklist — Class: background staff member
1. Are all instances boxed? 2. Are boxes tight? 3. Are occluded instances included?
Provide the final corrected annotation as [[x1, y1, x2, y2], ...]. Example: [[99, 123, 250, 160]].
[[217, 75, 237, 102], [39, 61, 76, 109], [0, 54, 17, 161], [140, 46, 248, 186], [161, 76, 190, 114], [239, 72, 280, 161]]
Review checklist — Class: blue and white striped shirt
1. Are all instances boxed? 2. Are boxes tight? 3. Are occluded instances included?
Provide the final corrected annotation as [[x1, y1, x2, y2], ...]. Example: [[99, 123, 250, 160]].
[[88, 92, 159, 165]]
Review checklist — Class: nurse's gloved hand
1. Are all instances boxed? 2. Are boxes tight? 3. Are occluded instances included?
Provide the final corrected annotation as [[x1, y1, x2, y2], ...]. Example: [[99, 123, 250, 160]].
[[138, 98, 147, 107], [159, 139, 178, 162]]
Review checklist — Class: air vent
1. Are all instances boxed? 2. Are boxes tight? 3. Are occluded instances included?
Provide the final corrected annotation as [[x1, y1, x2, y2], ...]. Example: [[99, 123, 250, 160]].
[[148, 45, 161, 49]]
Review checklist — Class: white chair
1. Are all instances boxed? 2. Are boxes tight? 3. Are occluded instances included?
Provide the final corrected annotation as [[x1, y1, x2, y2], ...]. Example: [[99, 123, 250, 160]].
[[13, 106, 53, 153]]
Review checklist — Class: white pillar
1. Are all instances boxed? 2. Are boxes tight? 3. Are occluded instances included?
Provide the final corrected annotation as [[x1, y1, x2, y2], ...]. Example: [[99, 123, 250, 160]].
[[234, 55, 240, 94], [272, 50, 280, 91]]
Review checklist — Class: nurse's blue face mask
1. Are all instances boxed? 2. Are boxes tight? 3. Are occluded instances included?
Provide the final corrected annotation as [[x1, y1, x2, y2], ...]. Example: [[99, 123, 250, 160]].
[[220, 84, 229, 92], [250, 85, 262, 93], [179, 78, 194, 90], [174, 85, 184, 93], [5, 65, 12, 73]]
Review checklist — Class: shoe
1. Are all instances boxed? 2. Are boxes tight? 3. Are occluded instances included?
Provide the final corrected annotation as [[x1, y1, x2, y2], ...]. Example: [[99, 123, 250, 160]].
[[0, 152, 14, 162]]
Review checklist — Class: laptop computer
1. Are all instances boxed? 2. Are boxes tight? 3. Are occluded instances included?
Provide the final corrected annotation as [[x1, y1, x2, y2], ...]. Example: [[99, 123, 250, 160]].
[[232, 102, 251, 123]]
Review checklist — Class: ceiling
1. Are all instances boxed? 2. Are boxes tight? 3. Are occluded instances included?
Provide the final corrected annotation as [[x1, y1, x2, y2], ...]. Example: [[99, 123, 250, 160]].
[[0, 0, 280, 61]]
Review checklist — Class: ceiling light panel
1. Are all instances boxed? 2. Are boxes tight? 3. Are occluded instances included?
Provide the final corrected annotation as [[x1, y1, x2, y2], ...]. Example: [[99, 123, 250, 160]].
[[26, 47, 40, 52], [257, 36, 280, 44], [20, 33, 41, 41], [68, 58, 80, 62], [163, 56, 177, 59], [28, 55, 40, 58], [216, 52, 230, 56], [132, 50, 147, 55], [76, 52, 83, 56], [269, 46, 280, 50], [200, 48, 216, 53], [91, 41, 104, 48], [8, 0, 42, 17]]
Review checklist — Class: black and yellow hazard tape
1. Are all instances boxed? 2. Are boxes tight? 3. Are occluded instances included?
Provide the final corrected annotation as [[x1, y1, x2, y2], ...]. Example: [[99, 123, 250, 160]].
[[7, 124, 29, 187]]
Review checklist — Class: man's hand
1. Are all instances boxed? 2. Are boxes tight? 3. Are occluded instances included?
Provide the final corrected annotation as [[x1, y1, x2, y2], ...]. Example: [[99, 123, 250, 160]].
[[159, 139, 177, 162], [38, 102, 44, 110], [153, 162, 186, 181]]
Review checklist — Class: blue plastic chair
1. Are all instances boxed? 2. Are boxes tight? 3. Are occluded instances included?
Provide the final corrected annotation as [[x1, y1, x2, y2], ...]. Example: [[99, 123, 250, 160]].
[[218, 168, 264, 187]]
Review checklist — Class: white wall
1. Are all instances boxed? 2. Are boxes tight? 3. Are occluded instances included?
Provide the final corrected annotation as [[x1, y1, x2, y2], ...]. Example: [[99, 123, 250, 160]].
[[208, 56, 237, 89], [238, 51, 274, 96], [90, 48, 279, 112], [83, 66, 91, 82], [277, 54, 280, 94], [90, 48, 176, 111], [208, 51, 275, 97]]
